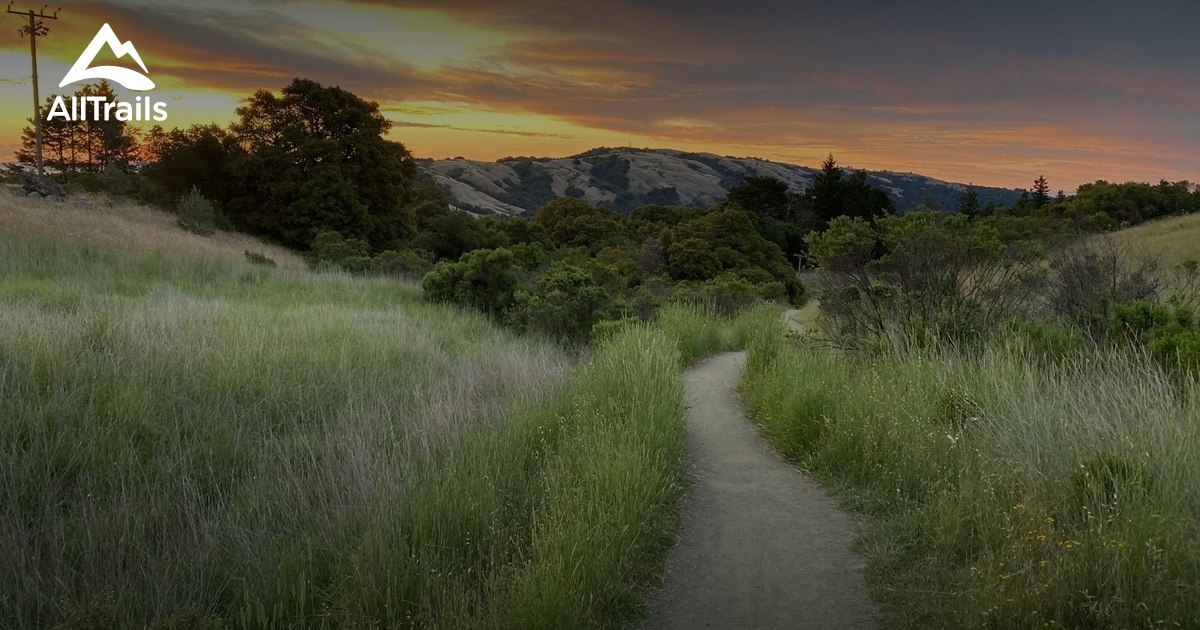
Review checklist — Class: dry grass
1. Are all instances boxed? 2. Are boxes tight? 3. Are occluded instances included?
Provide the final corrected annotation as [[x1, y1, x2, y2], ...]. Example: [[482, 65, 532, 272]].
[[0, 189, 304, 269], [1108, 213, 1200, 268]]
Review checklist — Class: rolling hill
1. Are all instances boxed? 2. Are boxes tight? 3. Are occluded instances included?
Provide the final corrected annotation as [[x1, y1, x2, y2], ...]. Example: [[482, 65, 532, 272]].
[[1109, 212, 1200, 268], [419, 147, 1025, 217]]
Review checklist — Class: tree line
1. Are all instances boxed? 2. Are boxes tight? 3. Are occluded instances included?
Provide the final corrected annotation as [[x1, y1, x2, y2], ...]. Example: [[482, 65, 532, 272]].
[[21, 77, 1199, 347]]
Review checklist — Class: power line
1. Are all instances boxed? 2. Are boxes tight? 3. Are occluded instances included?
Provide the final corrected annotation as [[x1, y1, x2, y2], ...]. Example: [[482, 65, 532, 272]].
[[6, 2, 60, 176]]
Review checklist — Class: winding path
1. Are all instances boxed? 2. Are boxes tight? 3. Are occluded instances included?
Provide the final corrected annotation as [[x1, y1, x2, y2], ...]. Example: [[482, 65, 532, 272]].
[[642, 352, 879, 629]]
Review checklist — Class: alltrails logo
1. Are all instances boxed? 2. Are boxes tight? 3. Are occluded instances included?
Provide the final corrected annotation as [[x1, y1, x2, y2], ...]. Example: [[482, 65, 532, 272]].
[[47, 23, 167, 122]]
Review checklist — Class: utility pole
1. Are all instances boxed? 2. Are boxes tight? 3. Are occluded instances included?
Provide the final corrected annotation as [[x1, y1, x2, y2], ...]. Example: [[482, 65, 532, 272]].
[[7, 3, 59, 177]]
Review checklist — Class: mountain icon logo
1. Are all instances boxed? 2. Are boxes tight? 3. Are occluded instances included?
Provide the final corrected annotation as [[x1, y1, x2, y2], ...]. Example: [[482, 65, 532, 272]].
[[59, 23, 155, 91]]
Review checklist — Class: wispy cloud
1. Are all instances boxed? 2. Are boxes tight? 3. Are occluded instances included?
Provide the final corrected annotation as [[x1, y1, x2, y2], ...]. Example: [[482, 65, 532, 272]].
[[1, 0, 1197, 188], [390, 120, 571, 139]]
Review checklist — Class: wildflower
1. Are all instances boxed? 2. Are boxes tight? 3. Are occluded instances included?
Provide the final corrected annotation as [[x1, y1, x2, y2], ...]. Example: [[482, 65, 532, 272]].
[[1040, 560, 1048, 567], [1045, 516, 1055, 525], [1013, 502, 1025, 511]]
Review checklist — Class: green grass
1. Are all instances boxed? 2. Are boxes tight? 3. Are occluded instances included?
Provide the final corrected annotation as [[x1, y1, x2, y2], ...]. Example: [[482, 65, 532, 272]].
[[739, 323, 1200, 628], [0, 229, 693, 628], [657, 302, 779, 366]]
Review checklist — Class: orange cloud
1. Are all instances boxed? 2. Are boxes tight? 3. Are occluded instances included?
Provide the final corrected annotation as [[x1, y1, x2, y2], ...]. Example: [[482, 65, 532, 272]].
[[1, 1, 1196, 191]]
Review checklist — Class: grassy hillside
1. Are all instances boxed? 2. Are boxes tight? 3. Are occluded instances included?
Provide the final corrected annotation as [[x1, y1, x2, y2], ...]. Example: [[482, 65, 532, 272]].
[[0, 194, 696, 628], [0, 193, 304, 269], [1109, 212, 1200, 268]]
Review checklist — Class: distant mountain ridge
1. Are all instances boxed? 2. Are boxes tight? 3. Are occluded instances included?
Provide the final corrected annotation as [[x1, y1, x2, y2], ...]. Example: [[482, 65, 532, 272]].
[[418, 147, 1024, 217]]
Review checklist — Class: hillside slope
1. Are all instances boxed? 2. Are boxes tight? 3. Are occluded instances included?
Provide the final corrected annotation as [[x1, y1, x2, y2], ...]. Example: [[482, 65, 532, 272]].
[[420, 147, 1024, 217], [1109, 212, 1200, 267], [0, 190, 304, 268]]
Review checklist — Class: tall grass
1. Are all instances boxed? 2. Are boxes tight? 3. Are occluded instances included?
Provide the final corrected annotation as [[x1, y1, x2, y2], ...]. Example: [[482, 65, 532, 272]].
[[657, 303, 778, 365], [0, 193, 303, 269], [740, 323, 1200, 628], [0, 229, 690, 627]]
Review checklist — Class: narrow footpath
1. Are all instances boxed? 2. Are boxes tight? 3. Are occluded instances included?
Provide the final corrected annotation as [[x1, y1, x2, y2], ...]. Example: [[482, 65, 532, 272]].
[[642, 352, 879, 629]]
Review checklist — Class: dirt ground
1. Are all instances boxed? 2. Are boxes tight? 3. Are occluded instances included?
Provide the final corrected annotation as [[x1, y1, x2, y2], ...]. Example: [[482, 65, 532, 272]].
[[642, 352, 879, 629]]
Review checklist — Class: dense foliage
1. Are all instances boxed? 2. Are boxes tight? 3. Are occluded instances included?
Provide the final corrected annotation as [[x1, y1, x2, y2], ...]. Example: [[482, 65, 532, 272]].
[[41, 78, 1197, 349]]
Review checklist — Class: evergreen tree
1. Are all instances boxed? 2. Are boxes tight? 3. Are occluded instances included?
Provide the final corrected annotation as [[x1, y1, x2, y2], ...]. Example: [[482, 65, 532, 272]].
[[1032, 175, 1051, 209], [808, 153, 845, 228], [805, 153, 894, 228], [726, 175, 795, 221], [956, 185, 982, 218], [17, 81, 138, 171]]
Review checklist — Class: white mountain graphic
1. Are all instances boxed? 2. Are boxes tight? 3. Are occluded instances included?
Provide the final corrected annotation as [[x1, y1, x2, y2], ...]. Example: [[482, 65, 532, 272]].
[[59, 23, 155, 91]]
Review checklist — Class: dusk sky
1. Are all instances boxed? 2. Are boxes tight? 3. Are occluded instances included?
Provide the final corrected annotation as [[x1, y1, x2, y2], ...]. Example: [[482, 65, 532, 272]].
[[1, 0, 1197, 190]]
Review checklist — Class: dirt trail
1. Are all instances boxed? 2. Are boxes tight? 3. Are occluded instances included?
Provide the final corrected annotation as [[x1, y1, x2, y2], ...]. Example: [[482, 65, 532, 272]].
[[642, 352, 879, 629]]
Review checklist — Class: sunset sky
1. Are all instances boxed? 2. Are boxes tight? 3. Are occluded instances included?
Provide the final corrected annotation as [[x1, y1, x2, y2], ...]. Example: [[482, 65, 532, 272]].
[[0, 0, 1197, 190]]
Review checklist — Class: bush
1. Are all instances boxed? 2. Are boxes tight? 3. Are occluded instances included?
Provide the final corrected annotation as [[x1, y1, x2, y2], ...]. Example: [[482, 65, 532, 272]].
[[244, 251, 277, 267], [1012, 318, 1085, 363], [1109, 301, 1200, 373], [508, 261, 608, 344], [672, 273, 783, 317], [1046, 239, 1159, 330], [370, 249, 432, 279], [421, 248, 519, 318], [176, 186, 216, 236], [1148, 330, 1200, 373], [807, 211, 1042, 350]]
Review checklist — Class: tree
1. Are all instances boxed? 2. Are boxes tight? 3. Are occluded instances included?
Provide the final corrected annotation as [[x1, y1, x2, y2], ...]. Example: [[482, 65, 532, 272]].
[[806, 153, 894, 229], [808, 153, 845, 228], [955, 186, 982, 218], [667, 207, 804, 304], [18, 81, 139, 172], [142, 124, 243, 208], [726, 176, 795, 221], [531, 198, 630, 253], [226, 78, 418, 251], [1032, 175, 1051, 209], [841, 171, 895, 221]]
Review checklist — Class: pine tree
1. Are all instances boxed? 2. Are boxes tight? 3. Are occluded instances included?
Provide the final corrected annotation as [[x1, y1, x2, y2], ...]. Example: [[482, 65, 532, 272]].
[[808, 153, 845, 227], [17, 81, 139, 172], [1032, 175, 1051, 209], [955, 185, 981, 218]]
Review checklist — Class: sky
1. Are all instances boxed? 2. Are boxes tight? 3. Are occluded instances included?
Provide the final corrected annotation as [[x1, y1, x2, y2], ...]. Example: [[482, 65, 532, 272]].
[[0, 0, 1197, 190]]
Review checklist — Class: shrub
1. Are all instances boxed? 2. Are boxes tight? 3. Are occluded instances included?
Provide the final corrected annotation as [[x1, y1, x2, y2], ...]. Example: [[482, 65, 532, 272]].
[[1012, 318, 1085, 363], [509, 261, 608, 344], [370, 249, 433, 279], [672, 273, 778, 317], [244, 251, 277, 267], [807, 211, 1042, 350], [1046, 238, 1159, 330], [176, 186, 216, 236], [1148, 330, 1200, 373], [421, 248, 519, 318], [1109, 301, 1200, 373]]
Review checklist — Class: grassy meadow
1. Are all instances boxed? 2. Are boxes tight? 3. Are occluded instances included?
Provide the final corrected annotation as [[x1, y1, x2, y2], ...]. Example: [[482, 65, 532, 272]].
[[739, 310, 1200, 627], [1109, 212, 1200, 268], [0, 194, 709, 628]]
